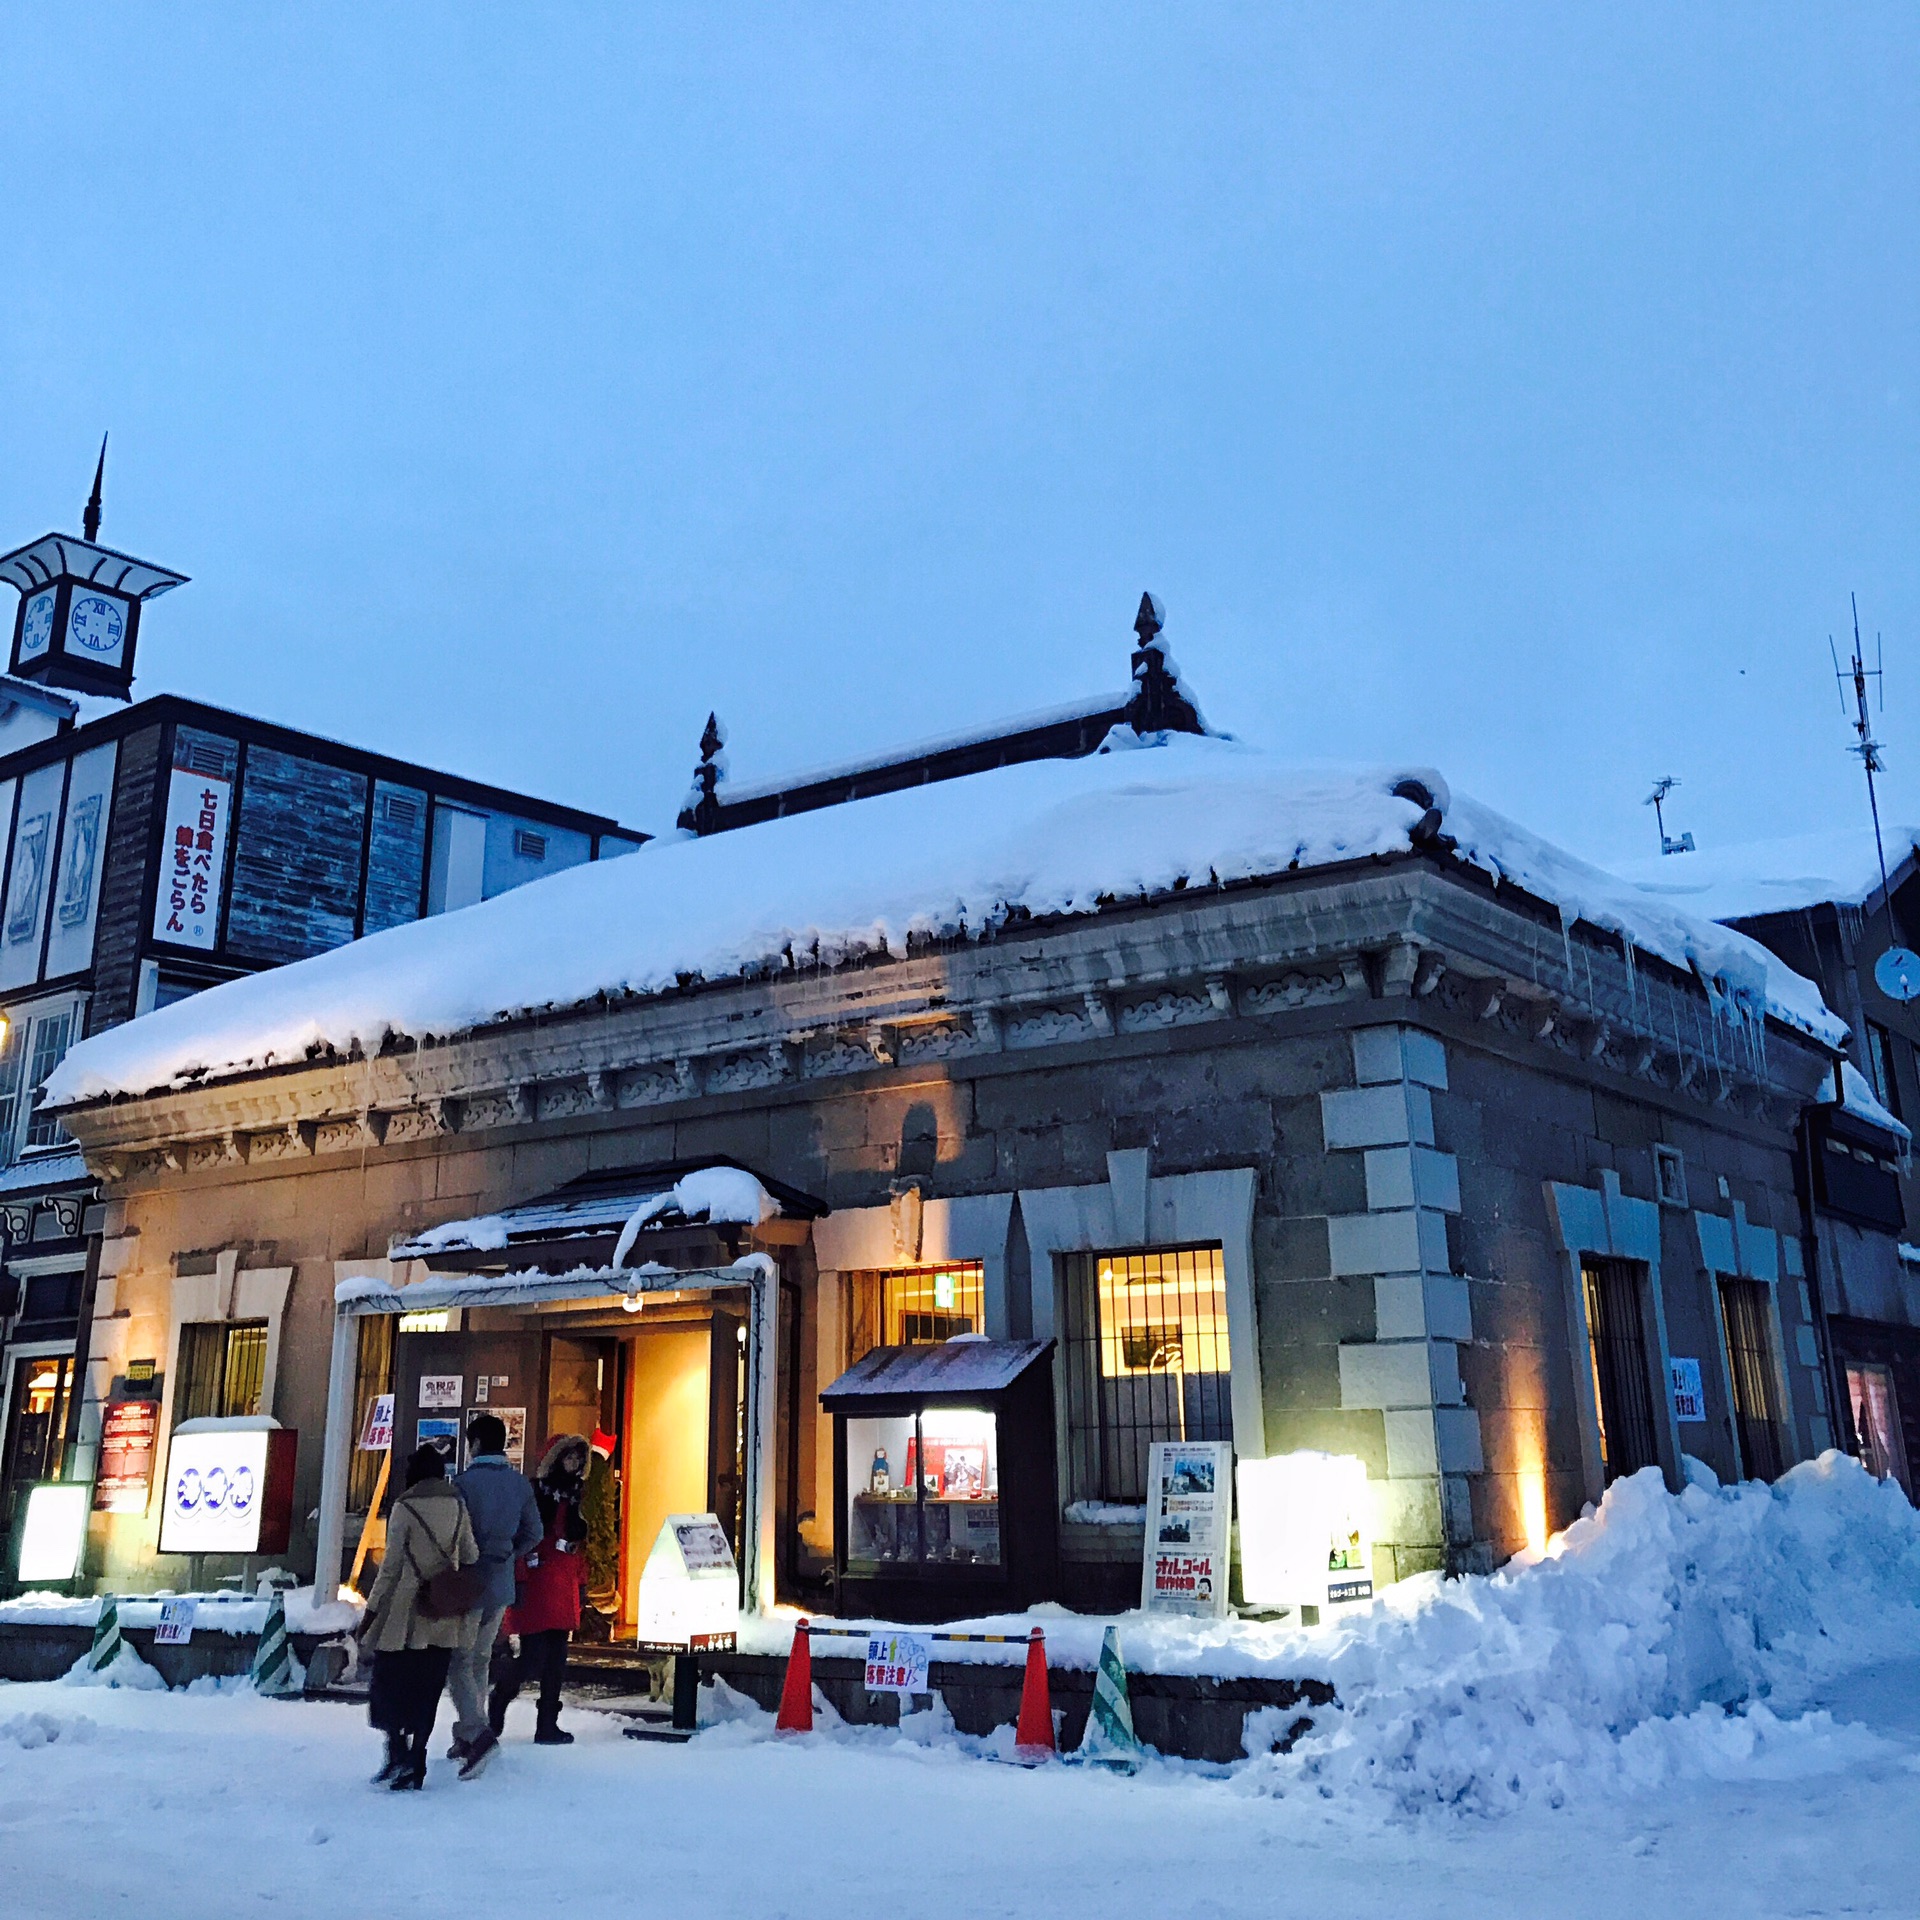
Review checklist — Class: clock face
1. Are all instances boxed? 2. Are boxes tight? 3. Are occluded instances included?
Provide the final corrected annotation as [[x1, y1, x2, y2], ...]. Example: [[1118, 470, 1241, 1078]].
[[66, 591, 128, 663], [18, 589, 55, 662]]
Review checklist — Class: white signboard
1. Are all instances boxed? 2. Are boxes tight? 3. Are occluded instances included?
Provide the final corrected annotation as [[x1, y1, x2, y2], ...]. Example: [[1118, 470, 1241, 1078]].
[[357, 1393, 395, 1451], [158, 1430, 273, 1555], [635, 1512, 740, 1649], [153, 1598, 197, 1645], [1237, 1451, 1375, 1614], [864, 1631, 932, 1696], [1670, 1357, 1707, 1423], [417, 1374, 463, 1410], [1141, 1439, 1234, 1618], [151, 767, 231, 950]]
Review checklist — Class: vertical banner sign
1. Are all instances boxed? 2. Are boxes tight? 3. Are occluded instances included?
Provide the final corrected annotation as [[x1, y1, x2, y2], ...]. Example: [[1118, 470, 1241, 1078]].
[[1141, 1439, 1234, 1619], [152, 766, 231, 949], [94, 1400, 160, 1514]]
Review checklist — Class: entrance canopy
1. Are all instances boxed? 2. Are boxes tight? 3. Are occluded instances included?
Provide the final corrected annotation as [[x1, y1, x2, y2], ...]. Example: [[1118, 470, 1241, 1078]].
[[315, 1251, 782, 1613], [386, 1157, 827, 1274]]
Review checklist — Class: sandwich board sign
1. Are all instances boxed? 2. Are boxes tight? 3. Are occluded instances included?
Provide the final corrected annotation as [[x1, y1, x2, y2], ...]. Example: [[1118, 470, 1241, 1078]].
[[1141, 1439, 1233, 1619], [635, 1514, 740, 1650]]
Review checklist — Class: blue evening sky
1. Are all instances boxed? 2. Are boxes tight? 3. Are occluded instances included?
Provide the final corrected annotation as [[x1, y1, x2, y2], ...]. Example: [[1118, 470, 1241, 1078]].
[[0, 7, 1914, 863]]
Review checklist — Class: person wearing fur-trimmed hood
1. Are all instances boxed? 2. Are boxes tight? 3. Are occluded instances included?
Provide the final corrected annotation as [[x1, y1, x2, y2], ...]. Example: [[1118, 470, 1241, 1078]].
[[490, 1433, 590, 1745]]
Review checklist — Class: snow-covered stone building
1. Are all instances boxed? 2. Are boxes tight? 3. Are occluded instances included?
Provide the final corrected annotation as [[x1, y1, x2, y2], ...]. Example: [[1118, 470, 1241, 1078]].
[[1619, 829, 1920, 1501], [35, 604, 1854, 1616]]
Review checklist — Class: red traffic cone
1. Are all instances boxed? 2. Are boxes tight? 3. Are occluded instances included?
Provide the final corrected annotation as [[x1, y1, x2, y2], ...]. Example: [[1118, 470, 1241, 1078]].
[[775, 1617, 814, 1735], [1012, 1626, 1056, 1762]]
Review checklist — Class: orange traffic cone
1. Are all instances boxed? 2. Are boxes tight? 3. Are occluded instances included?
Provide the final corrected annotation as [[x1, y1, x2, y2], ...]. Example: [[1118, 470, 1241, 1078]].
[[1012, 1626, 1055, 1762], [775, 1617, 814, 1734]]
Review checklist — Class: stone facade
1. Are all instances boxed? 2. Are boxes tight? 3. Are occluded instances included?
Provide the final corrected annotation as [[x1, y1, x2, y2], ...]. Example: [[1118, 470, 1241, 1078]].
[[60, 849, 1839, 1606]]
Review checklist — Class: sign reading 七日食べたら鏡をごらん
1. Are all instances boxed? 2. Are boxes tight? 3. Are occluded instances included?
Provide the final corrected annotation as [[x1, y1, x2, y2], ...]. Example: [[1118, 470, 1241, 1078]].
[[151, 767, 230, 951]]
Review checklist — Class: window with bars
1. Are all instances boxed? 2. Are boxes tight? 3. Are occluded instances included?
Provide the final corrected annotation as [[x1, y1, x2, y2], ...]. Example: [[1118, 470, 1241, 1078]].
[[1718, 1277, 1785, 1482], [1059, 1245, 1232, 1505], [0, 998, 82, 1165], [173, 1320, 269, 1425], [1581, 1258, 1661, 1485], [843, 1264, 986, 1364]]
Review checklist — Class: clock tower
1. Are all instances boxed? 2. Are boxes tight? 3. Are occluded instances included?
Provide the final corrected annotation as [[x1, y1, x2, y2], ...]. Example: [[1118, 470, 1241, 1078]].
[[0, 439, 188, 701]]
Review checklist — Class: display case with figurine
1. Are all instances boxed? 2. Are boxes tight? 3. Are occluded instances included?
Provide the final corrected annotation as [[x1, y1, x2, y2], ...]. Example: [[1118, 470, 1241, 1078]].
[[822, 1337, 1059, 1621]]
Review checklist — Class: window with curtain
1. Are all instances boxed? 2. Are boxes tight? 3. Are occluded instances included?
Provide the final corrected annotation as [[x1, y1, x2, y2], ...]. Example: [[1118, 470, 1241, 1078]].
[[1581, 1258, 1660, 1485], [1718, 1277, 1785, 1482], [1059, 1245, 1232, 1505], [347, 1314, 395, 1512], [172, 1320, 269, 1425]]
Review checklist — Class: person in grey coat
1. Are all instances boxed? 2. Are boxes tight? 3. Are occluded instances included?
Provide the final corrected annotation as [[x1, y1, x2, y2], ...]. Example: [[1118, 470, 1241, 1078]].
[[449, 1413, 541, 1778]]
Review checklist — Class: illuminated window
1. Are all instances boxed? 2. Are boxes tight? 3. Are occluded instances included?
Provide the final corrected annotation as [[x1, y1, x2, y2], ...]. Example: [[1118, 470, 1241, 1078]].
[[1718, 1277, 1784, 1482], [844, 1264, 986, 1362], [173, 1320, 269, 1425], [348, 1314, 395, 1511], [1059, 1246, 1231, 1504], [1581, 1258, 1659, 1484]]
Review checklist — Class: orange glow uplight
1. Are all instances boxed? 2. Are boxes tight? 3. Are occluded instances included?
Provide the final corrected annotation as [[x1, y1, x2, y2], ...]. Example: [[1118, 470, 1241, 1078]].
[[1516, 1414, 1551, 1560]]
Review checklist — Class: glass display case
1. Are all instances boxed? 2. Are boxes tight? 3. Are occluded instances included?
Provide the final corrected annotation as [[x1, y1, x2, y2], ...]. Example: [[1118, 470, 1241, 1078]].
[[822, 1338, 1057, 1621]]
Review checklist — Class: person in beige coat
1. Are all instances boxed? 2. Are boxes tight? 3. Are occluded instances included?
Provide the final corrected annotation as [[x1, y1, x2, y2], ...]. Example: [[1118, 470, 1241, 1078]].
[[359, 1445, 479, 1789]]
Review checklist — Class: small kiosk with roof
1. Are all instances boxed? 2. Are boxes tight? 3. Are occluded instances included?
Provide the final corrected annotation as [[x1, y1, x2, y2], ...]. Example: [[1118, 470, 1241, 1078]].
[[822, 1337, 1058, 1622]]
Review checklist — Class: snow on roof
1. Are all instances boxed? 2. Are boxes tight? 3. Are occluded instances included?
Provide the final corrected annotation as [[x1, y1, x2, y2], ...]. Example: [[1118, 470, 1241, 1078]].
[[1822, 1060, 1911, 1143], [1610, 826, 1920, 925], [718, 690, 1135, 806], [44, 734, 1846, 1108], [822, 1337, 1055, 1401]]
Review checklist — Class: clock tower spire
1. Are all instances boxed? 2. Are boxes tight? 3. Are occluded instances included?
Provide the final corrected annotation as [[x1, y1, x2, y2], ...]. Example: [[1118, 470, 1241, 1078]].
[[82, 433, 107, 544], [0, 446, 188, 701]]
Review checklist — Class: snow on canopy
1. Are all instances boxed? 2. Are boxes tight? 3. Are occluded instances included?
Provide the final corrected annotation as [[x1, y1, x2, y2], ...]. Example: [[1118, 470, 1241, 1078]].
[[44, 734, 1844, 1107], [1612, 824, 1920, 925]]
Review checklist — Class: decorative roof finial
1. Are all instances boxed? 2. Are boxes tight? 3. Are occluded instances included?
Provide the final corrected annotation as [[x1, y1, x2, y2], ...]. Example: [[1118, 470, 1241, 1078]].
[[679, 711, 730, 835], [1125, 590, 1203, 736], [83, 434, 107, 544], [1134, 591, 1164, 645]]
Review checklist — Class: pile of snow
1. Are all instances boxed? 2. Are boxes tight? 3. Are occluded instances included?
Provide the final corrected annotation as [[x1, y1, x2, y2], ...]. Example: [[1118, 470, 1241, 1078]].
[[1242, 1454, 1920, 1815], [1611, 824, 1920, 924], [0, 1710, 95, 1749], [613, 1167, 777, 1266], [403, 1214, 510, 1254], [0, 1584, 360, 1637], [61, 1644, 165, 1691], [44, 735, 1842, 1107]]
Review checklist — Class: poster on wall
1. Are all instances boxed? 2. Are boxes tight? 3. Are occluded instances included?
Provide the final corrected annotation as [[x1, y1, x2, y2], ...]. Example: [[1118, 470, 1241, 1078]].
[[150, 766, 231, 950], [415, 1417, 460, 1464], [1670, 1358, 1707, 1423], [1140, 1439, 1234, 1619], [93, 1400, 159, 1514], [417, 1374, 462, 1410], [463, 1406, 525, 1470]]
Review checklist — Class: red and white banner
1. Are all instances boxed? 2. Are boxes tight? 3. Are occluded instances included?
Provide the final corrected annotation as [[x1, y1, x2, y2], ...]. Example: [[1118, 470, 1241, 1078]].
[[152, 767, 230, 950]]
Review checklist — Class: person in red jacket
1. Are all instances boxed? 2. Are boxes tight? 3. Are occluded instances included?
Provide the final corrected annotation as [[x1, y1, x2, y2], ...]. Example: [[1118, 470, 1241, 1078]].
[[489, 1433, 590, 1746]]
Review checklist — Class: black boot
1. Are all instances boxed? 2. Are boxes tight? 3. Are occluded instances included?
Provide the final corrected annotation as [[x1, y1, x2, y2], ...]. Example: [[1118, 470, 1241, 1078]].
[[390, 1728, 428, 1790], [372, 1731, 408, 1786], [487, 1686, 509, 1739], [533, 1709, 574, 1746]]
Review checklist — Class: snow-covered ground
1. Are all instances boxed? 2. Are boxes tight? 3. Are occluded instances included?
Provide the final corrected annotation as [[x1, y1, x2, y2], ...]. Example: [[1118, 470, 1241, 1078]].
[[6, 1456, 1920, 1919]]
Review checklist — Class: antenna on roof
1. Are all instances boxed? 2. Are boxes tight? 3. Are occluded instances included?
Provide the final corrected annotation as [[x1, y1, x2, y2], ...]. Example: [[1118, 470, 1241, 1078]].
[[82, 433, 107, 543], [1832, 595, 1919, 1002], [1644, 777, 1694, 856]]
